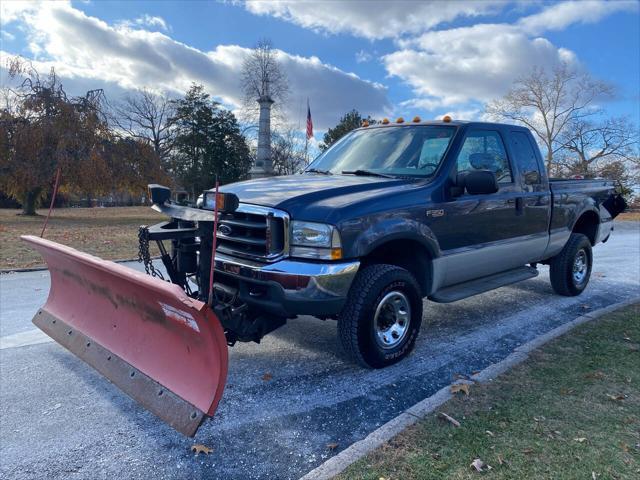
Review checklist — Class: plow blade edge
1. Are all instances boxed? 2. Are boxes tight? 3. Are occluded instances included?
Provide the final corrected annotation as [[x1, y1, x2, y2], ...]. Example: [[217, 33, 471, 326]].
[[22, 235, 228, 436]]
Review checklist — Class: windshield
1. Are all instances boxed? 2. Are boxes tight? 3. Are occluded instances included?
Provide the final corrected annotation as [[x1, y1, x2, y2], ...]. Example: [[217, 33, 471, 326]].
[[307, 125, 456, 177]]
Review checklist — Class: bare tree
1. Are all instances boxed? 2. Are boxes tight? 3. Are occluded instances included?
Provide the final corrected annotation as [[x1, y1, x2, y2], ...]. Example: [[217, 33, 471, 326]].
[[559, 117, 639, 177], [486, 64, 613, 172], [271, 127, 308, 175], [111, 89, 175, 162], [241, 39, 289, 120]]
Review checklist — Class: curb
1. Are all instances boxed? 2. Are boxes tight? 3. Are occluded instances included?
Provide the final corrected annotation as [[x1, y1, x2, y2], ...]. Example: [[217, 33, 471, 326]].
[[300, 296, 640, 480]]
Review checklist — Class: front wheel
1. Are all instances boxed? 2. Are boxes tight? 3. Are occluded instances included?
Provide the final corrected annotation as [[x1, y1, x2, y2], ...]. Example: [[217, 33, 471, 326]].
[[549, 233, 593, 296], [338, 264, 423, 368]]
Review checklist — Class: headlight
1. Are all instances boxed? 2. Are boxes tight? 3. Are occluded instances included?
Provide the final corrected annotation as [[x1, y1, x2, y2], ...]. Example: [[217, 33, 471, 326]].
[[290, 221, 342, 260]]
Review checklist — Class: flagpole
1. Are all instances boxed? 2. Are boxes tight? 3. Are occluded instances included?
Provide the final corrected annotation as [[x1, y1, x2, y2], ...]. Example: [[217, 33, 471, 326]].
[[304, 97, 309, 165]]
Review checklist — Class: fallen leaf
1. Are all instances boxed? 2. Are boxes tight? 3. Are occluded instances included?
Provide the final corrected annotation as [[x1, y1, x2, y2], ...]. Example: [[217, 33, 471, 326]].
[[623, 333, 632, 341], [607, 393, 626, 401], [438, 412, 461, 427], [470, 458, 492, 472], [262, 372, 273, 381], [497, 454, 507, 466], [592, 472, 597, 479], [485, 430, 495, 437], [472, 370, 481, 375], [326, 443, 338, 451], [621, 443, 630, 453], [191, 444, 212, 455], [574, 437, 587, 443], [581, 304, 591, 310], [451, 383, 470, 396], [522, 448, 534, 454], [585, 371, 606, 380]]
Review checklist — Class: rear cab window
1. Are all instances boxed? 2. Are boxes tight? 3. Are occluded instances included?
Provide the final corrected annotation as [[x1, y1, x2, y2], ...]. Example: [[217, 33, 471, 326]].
[[509, 131, 542, 189]]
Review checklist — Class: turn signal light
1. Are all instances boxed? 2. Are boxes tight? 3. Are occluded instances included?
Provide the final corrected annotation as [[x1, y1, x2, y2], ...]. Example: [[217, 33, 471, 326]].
[[330, 248, 343, 260]]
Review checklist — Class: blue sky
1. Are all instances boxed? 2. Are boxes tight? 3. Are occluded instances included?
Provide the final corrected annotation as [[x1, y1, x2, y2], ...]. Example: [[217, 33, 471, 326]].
[[1, 0, 639, 136]]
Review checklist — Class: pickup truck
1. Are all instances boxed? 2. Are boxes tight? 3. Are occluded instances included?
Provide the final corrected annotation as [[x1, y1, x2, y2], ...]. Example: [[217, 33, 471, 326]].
[[143, 119, 626, 369]]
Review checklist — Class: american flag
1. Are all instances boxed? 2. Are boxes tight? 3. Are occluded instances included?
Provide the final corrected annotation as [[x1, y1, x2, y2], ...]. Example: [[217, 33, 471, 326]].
[[306, 99, 313, 139]]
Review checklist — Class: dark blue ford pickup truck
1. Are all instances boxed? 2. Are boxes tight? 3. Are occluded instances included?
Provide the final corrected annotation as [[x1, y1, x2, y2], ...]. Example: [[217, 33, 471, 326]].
[[146, 119, 626, 368]]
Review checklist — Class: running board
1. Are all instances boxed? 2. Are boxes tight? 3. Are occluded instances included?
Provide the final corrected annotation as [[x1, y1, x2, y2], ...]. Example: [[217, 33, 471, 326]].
[[429, 266, 538, 303]]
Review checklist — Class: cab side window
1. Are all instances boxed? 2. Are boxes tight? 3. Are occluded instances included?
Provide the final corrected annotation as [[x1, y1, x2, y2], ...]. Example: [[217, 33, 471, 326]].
[[456, 130, 512, 183], [510, 131, 542, 189]]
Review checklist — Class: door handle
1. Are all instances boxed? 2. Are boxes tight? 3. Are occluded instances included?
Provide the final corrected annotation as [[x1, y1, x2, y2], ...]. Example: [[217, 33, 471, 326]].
[[515, 197, 524, 215]]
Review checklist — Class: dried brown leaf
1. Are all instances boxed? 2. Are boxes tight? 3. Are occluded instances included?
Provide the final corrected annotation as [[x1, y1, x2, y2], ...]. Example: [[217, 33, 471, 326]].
[[262, 372, 273, 381], [191, 444, 213, 455], [451, 383, 470, 396], [326, 442, 338, 451], [607, 393, 625, 401]]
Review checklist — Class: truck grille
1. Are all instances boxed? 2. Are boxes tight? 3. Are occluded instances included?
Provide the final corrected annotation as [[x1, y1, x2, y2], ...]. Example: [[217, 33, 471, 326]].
[[215, 204, 289, 262]]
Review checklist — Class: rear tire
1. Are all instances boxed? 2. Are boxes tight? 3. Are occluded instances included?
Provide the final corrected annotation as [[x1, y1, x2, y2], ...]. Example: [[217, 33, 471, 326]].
[[549, 233, 592, 296], [338, 264, 422, 368]]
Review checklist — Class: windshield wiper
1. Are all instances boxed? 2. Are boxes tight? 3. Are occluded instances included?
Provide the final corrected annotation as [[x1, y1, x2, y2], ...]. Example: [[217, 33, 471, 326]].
[[342, 169, 395, 178], [305, 168, 332, 175]]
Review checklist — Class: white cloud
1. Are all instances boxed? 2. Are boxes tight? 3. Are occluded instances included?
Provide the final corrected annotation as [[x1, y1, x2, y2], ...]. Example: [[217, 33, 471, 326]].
[[386, 23, 578, 109], [243, 0, 504, 40], [383, 0, 634, 114], [1, 30, 16, 41], [518, 0, 639, 34], [355, 50, 372, 64], [118, 14, 170, 32], [3, 2, 390, 129]]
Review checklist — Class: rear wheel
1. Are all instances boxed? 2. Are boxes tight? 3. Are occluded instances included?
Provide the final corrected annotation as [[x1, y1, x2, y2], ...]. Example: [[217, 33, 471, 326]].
[[549, 233, 592, 296], [338, 264, 422, 368]]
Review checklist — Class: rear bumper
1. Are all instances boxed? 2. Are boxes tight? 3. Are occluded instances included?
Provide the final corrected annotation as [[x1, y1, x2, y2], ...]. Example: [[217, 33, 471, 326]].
[[213, 253, 360, 317]]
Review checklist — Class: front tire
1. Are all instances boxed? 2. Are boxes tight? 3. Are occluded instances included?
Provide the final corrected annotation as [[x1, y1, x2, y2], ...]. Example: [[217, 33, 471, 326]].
[[549, 233, 593, 296], [338, 264, 423, 368]]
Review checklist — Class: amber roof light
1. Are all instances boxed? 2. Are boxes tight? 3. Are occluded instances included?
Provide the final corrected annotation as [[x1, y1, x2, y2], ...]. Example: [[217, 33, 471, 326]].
[[361, 119, 369, 127], [396, 117, 404, 123], [442, 115, 452, 123], [412, 116, 421, 123], [381, 118, 390, 124]]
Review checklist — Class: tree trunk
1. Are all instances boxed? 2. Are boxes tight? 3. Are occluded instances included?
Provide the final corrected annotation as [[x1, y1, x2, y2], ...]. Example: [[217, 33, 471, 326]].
[[21, 189, 41, 216], [546, 145, 553, 175]]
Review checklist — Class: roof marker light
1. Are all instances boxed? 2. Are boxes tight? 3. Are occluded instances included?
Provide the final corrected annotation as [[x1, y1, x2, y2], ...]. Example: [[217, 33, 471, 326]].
[[396, 117, 404, 123], [442, 115, 452, 123], [412, 116, 421, 123], [381, 118, 390, 124], [361, 119, 369, 127]]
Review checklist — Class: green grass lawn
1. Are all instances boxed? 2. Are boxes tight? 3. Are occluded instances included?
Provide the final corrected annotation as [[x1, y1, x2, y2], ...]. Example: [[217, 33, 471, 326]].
[[340, 304, 640, 480], [0, 207, 163, 270]]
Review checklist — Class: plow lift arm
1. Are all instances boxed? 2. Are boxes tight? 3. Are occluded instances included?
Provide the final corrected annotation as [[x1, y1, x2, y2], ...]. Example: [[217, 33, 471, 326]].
[[22, 186, 242, 436]]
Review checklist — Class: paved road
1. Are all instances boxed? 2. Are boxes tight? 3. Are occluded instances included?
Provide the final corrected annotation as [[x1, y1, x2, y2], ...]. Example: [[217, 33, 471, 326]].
[[1, 222, 638, 480]]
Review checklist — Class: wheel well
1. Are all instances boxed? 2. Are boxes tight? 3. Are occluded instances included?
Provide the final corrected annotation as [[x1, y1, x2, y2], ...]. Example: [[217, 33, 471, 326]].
[[573, 211, 599, 245], [362, 239, 432, 296]]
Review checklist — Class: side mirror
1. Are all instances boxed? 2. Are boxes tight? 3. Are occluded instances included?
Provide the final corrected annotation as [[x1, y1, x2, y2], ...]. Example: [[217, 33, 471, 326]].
[[457, 170, 499, 195], [147, 184, 171, 205]]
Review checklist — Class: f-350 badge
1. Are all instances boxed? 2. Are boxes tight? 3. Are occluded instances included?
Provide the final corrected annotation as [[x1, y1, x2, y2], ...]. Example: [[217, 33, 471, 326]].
[[426, 209, 445, 217]]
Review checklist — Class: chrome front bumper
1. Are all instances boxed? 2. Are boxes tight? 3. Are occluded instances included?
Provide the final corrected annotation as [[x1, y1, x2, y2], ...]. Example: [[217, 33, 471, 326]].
[[213, 252, 360, 317]]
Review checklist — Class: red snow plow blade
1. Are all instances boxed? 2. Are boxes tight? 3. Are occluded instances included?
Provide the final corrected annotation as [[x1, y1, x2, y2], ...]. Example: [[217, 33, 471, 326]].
[[22, 235, 228, 437]]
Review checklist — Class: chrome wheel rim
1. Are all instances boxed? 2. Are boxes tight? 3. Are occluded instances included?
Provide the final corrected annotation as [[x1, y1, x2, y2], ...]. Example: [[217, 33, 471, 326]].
[[374, 291, 410, 350], [573, 249, 588, 285]]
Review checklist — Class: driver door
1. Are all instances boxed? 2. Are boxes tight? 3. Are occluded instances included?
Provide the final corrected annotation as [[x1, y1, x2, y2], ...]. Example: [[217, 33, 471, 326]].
[[432, 128, 526, 286]]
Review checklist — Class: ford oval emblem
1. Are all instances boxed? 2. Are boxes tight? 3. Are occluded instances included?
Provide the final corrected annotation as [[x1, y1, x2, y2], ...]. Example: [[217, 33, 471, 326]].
[[218, 224, 232, 236]]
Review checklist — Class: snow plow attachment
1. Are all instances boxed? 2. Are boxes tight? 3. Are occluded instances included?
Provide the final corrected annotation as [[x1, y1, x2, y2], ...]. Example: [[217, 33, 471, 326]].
[[22, 235, 228, 437]]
